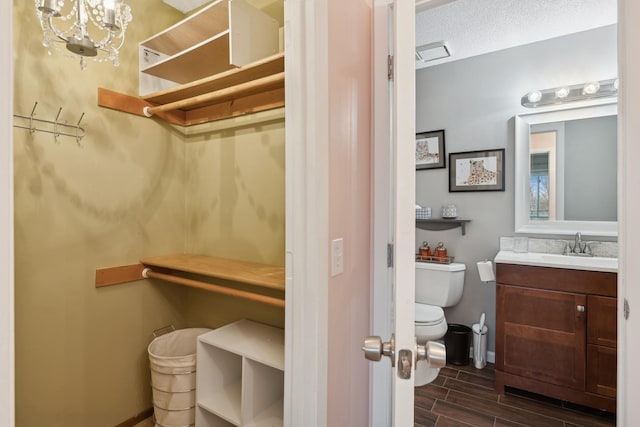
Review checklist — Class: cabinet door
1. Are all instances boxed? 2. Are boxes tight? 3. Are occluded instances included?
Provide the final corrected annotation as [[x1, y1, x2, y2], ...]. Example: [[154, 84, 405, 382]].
[[587, 295, 617, 348], [496, 284, 586, 390], [586, 344, 617, 398]]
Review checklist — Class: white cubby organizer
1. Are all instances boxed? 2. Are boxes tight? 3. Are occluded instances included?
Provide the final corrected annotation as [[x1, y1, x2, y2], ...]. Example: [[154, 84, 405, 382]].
[[196, 319, 284, 427], [139, 0, 279, 96]]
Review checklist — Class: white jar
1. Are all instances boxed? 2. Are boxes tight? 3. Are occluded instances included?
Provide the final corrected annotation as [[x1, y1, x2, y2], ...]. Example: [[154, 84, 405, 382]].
[[441, 204, 457, 219]]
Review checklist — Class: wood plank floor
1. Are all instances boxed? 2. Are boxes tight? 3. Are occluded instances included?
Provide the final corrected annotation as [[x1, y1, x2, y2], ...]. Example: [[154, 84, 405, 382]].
[[415, 363, 616, 427]]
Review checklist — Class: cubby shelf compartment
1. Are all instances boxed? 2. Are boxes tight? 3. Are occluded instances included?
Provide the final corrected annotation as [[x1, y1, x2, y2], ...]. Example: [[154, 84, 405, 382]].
[[97, 52, 285, 127], [197, 319, 284, 427], [139, 0, 279, 95], [416, 219, 471, 235]]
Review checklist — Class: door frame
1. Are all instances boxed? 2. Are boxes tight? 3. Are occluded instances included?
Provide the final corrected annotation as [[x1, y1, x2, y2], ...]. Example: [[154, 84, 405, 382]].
[[283, 0, 330, 425], [0, 0, 14, 426]]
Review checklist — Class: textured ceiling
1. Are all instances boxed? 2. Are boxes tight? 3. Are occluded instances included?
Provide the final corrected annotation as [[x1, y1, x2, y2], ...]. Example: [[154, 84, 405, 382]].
[[415, 0, 617, 69]]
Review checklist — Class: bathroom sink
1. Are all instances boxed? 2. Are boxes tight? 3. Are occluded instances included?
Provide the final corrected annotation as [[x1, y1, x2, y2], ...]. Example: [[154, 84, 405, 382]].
[[494, 251, 618, 272]]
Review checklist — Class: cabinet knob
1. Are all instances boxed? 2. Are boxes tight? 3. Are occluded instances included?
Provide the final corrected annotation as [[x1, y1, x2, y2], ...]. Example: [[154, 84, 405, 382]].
[[577, 305, 586, 312]]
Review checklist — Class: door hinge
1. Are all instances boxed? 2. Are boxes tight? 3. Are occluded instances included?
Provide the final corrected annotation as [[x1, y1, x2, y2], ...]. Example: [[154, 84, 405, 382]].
[[387, 243, 394, 267], [387, 55, 394, 80], [624, 298, 630, 320]]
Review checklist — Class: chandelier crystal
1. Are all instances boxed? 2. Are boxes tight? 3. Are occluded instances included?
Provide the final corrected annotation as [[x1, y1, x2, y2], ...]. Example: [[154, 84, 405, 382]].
[[35, 0, 133, 69]]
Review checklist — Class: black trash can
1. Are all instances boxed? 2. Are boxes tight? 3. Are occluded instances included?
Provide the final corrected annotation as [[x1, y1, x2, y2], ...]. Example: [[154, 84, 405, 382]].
[[444, 324, 472, 365]]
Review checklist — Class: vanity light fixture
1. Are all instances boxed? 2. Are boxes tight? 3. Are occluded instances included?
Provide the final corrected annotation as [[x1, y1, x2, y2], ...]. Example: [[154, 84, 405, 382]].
[[35, 0, 133, 69], [521, 78, 618, 108], [416, 41, 451, 63]]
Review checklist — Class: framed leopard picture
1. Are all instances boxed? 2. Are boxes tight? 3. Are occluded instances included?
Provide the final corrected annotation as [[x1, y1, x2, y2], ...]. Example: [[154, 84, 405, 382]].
[[449, 149, 505, 192], [416, 129, 446, 170]]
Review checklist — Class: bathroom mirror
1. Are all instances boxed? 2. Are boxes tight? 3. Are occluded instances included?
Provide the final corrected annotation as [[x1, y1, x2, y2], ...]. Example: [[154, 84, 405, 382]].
[[514, 101, 618, 236]]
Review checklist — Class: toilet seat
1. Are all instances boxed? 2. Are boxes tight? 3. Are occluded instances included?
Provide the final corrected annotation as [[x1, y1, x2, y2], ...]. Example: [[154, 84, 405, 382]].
[[415, 304, 445, 326]]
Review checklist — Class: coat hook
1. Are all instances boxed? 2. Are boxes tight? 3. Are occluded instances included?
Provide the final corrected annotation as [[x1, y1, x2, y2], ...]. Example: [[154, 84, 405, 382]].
[[54, 107, 62, 141], [28, 102, 38, 134], [75, 112, 85, 145]]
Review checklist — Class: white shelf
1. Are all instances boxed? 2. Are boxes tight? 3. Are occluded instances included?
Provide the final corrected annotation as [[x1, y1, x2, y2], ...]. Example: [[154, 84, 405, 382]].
[[244, 399, 283, 427], [198, 319, 284, 370], [139, 0, 279, 96], [197, 320, 284, 427], [197, 382, 242, 425]]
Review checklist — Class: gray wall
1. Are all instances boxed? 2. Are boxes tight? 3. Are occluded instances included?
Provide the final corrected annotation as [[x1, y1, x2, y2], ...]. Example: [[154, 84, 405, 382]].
[[564, 115, 617, 221], [415, 25, 617, 352]]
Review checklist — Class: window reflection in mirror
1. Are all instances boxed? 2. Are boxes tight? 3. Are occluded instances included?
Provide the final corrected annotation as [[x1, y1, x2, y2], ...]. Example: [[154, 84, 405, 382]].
[[529, 115, 617, 223]]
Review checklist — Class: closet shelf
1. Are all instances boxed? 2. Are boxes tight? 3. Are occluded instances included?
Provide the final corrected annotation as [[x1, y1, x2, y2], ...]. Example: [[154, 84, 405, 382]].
[[97, 52, 285, 126], [141, 254, 285, 291], [416, 219, 471, 235]]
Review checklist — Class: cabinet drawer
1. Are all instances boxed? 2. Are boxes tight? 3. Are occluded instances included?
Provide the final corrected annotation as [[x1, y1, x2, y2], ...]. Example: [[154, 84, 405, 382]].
[[496, 263, 616, 296], [587, 295, 617, 347]]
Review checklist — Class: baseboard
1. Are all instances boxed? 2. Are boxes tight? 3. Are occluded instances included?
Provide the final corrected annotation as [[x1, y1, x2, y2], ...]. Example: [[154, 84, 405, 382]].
[[114, 407, 153, 427]]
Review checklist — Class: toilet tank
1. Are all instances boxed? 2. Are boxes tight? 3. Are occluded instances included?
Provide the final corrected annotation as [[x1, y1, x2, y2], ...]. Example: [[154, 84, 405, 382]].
[[415, 261, 466, 307]]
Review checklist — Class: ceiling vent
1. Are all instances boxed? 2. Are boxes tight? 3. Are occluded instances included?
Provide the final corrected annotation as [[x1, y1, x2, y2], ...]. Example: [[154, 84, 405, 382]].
[[415, 41, 451, 62]]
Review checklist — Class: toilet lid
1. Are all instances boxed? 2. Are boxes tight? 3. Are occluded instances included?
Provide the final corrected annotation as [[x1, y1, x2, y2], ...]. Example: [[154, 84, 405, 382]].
[[415, 304, 445, 325]]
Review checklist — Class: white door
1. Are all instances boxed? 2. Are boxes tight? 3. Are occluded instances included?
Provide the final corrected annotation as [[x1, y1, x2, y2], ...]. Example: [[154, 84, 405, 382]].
[[365, 1, 445, 425]]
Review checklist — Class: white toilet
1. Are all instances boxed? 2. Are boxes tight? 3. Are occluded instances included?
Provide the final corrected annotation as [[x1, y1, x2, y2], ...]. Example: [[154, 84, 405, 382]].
[[415, 261, 466, 386]]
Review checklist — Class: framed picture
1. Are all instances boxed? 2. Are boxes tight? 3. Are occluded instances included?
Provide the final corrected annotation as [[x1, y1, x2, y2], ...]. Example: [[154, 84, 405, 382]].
[[449, 148, 505, 192], [416, 130, 446, 170]]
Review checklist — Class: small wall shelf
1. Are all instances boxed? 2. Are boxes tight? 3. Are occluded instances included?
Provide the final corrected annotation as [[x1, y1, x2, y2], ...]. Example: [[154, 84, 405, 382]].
[[416, 219, 471, 235]]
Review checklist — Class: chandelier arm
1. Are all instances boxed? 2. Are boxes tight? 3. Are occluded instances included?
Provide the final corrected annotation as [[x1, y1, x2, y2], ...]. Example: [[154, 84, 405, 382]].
[[45, 15, 71, 43]]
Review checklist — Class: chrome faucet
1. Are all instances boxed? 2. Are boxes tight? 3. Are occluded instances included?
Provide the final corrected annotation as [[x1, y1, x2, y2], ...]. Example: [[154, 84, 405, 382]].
[[574, 232, 583, 254]]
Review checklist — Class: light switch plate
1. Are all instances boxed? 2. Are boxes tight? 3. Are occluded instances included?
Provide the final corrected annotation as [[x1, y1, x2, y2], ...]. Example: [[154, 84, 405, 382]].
[[331, 238, 344, 276]]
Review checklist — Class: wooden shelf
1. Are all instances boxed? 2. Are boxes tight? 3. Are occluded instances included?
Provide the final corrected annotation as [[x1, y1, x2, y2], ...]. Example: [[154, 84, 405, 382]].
[[141, 254, 285, 291], [140, 0, 232, 56], [98, 52, 284, 126], [416, 219, 471, 235], [138, 0, 279, 96]]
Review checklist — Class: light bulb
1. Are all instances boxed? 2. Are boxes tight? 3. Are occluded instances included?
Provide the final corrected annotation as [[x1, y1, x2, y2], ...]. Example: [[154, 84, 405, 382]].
[[582, 82, 600, 95], [555, 86, 570, 99], [527, 90, 542, 103], [614, 78, 619, 90]]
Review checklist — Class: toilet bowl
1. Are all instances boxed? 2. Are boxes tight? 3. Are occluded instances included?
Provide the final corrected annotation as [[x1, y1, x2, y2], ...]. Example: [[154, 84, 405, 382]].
[[414, 261, 465, 386]]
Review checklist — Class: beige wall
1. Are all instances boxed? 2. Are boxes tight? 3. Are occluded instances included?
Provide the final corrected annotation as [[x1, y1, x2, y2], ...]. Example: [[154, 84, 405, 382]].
[[183, 113, 286, 329], [13, 1, 285, 425]]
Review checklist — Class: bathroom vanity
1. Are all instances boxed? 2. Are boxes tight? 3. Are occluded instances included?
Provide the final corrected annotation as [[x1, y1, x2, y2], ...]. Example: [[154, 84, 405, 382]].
[[494, 254, 617, 413]]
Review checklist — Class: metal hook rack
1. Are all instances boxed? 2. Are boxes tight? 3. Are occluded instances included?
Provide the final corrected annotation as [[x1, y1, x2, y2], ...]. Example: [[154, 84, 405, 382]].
[[13, 102, 86, 144]]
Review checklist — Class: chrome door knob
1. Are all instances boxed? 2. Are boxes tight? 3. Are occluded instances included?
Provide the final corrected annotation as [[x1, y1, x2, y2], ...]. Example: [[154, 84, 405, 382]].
[[416, 340, 446, 369], [362, 335, 395, 367]]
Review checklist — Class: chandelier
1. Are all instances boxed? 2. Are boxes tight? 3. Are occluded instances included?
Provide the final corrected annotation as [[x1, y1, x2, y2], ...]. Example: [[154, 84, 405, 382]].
[[35, 0, 133, 69]]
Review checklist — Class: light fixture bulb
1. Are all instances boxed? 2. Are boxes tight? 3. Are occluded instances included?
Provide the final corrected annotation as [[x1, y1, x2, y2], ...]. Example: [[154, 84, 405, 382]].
[[614, 78, 619, 90], [555, 86, 570, 99], [582, 82, 601, 95], [527, 91, 542, 103]]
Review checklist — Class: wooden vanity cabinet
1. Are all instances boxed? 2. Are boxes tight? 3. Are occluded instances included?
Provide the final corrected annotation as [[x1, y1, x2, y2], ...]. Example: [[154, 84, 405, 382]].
[[495, 263, 617, 413]]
